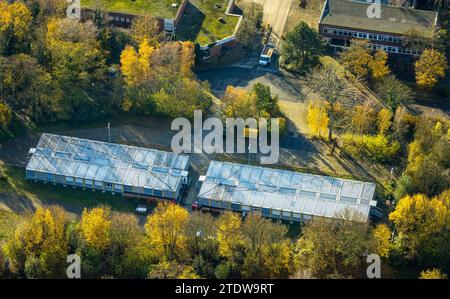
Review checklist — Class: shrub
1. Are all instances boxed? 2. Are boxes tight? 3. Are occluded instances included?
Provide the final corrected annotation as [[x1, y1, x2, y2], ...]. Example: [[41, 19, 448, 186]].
[[342, 134, 400, 163]]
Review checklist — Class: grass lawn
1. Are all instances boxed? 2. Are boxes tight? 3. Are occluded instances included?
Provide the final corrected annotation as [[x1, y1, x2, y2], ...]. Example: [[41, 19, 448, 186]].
[[0, 162, 151, 216], [82, 0, 182, 18], [177, 0, 240, 45]]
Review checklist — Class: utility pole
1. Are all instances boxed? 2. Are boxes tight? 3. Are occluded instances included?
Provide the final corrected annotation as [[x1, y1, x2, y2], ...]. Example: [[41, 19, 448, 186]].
[[108, 122, 111, 143]]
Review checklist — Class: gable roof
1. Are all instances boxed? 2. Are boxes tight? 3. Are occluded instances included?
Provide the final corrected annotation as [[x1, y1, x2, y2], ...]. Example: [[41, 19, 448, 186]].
[[320, 0, 438, 36]]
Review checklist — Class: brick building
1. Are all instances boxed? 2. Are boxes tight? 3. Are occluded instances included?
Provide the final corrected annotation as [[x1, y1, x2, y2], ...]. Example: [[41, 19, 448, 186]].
[[318, 0, 439, 56]]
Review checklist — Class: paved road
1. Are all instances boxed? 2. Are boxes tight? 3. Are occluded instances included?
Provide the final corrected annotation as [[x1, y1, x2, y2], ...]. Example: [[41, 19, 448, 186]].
[[240, 0, 294, 35], [197, 65, 305, 103]]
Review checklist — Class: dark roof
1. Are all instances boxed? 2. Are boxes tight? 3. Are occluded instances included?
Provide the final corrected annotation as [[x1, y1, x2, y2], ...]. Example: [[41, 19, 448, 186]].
[[320, 0, 438, 36]]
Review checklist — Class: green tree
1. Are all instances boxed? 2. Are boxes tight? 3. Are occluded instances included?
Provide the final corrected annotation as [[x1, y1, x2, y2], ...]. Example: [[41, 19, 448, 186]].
[[281, 22, 322, 73], [236, 2, 263, 48], [374, 75, 413, 112]]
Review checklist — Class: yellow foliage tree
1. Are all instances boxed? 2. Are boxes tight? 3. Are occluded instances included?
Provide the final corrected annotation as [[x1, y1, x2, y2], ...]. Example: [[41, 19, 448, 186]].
[[138, 39, 155, 77], [389, 193, 449, 256], [217, 212, 244, 259], [180, 41, 195, 77], [120, 45, 143, 86], [370, 50, 390, 80], [144, 202, 189, 261], [120, 39, 156, 86], [415, 49, 448, 88], [0, 1, 32, 40], [3, 207, 68, 278], [341, 40, 373, 79], [222, 86, 258, 119], [377, 108, 392, 135], [372, 224, 391, 258], [306, 101, 329, 137], [351, 103, 377, 135], [419, 268, 448, 279], [0, 102, 12, 129], [79, 207, 112, 251]]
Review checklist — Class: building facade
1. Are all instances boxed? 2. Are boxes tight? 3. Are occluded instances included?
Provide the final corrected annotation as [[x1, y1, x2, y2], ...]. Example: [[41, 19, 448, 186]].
[[318, 0, 439, 56]]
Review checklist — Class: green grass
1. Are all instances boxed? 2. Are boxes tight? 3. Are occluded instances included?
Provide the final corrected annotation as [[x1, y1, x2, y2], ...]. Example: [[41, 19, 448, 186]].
[[0, 162, 150, 215], [177, 0, 240, 45], [82, 0, 182, 18]]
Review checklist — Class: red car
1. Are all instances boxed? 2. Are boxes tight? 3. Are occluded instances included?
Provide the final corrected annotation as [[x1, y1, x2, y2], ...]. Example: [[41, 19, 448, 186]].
[[191, 201, 201, 211]]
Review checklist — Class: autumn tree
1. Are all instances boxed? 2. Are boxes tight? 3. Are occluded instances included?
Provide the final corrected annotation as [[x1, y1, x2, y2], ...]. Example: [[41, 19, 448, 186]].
[[281, 22, 323, 73], [185, 212, 220, 278], [403, 26, 448, 53], [148, 260, 200, 279], [374, 75, 413, 112], [396, 118, 450, 198], [415, 49, 448, 88], [0, 1, 32, 55], [306, 100, 329, 138], [144, 202, 190, 261], [340, 40, 389, 80], [130, 15, 161, 46], [295, 217, 374, 279], [46, 18, 106, 86], [0, 102, 12, 130], [419, 268, 448, 279], [340, 40, 373, 80], [307, 64, 358, 142], [3, 207, 69, 278], [370, 50, 390, 80], [0, 54, 63, 123], [79, 206, 112, 252], [108, 212, 151, 278], [222, 86, 258, 119], [372, 224, 392, 258], [120, 41, 210, 118], [351, 102, 377, 135], [389, 191, 450, 272], [240, 213, 294, 279], [377, 108, 393, 135], [216, 212, 245, 277]]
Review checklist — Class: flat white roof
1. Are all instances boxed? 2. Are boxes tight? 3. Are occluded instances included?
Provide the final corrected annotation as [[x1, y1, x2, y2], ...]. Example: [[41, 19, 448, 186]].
[[26, 133, 189, 192], [198, 161, 377, 221]]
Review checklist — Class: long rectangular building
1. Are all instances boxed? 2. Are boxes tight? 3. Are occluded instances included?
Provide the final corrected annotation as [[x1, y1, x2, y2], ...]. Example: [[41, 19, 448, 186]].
[[197, 161, 377, 222], [318, 0, 439, 56], [26, 134, 189, 200]]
